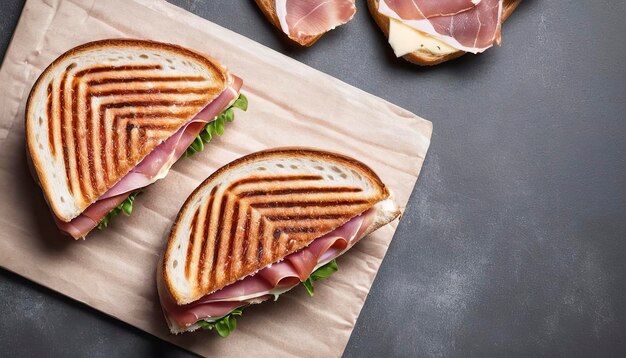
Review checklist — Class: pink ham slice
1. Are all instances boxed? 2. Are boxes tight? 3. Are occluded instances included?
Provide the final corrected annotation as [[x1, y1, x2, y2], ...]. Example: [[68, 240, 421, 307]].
[[55, 75, 243, 239], [160, 208, 376, 328], [383, 0, 480, 19], [275, 0, 356, 44], [379, 0, 503, 53]]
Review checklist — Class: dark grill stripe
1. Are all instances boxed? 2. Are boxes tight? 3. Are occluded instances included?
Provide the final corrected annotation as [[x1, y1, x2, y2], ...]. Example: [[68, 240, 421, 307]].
[[72, 77, 92, 199], [185, 207, 201, 280], [209, 194, 228, 286], [250, 199, 369, 209], [46, 82, 55, 156], [257, 219, 265, 262], [87, 75, 206, 86], [60, 64, 75, 195], [265, 214, 349, 221], [240, 207, 252, 267], [238, 186, 362, 198], [90, 88, 211, 96], [73, 64, 162, 77], [224, 202, 240, 275], [198, 187, 217, 288]]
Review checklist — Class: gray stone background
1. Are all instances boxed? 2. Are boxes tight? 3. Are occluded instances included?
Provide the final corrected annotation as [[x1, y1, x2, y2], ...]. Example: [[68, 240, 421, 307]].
[[1, 0, 625, 356]]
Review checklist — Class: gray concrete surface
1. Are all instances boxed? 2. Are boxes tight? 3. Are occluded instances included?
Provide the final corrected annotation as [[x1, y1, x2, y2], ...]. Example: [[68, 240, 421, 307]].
[[1, 0, 625, 356]]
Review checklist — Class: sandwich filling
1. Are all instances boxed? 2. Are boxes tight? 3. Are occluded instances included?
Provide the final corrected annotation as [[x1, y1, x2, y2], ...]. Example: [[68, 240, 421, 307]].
[[55, 75, 245, 239], [159, 206, 378, 335], [275, 0, 356, 45], [378, 0, 503, 55]]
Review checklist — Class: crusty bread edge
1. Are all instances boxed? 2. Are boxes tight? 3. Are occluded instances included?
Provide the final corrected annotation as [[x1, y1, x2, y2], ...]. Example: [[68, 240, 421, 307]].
[[25, 38, 230, 222], [367, 0, 522, 66], [160, 195, 401, 334], [162, 147, 391, 305]]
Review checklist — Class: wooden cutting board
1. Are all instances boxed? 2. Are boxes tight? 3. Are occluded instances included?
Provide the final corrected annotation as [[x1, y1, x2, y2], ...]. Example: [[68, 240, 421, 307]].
[[0, 0, 432, 356]]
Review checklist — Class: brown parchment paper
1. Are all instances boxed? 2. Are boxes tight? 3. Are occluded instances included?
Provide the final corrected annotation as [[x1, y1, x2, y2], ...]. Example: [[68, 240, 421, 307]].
[[0, 0, 432, 356]]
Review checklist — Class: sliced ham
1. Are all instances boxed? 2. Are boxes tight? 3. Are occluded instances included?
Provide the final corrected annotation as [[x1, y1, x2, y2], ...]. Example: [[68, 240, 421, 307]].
[[383, 0, 481, 19], [56, 75, 243, 239], [379, 0, 503, 53], [275, 0, 356, 44], [161, 208, 376, 328]]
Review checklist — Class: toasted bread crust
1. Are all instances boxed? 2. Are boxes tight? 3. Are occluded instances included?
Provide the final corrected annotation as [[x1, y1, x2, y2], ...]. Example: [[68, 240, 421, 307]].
[[26, 39, 229, 221], [254, 0, 354, 46], [367, 0, 522, 65], [163, 148, 390, 304]]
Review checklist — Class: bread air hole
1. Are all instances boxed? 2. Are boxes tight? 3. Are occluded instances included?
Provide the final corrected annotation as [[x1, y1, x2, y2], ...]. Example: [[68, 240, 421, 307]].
[[38, 116, 43, 125], [340, 173, 348, 179], [60, 196, 65, 203], [257, 166, 266, 171], [331, 165, 341, 173], [169, 66, 176, 70], [314, 165, 324, 171], [327, 174, 334, 180], [173, 260, 178, 269], [139, 54, 148, 59], [276, 163, 284, 168], [290, 165, 298, 169]]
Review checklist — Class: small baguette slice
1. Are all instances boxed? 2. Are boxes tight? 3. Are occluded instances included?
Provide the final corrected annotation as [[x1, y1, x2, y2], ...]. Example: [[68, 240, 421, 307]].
[[367, 0, 522, 65]]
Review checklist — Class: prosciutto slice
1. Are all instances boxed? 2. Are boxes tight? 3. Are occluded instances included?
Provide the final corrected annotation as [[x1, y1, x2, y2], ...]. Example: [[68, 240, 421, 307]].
[[379, 0, 503, 53], [383, 0, 480, 19], [161, 208, 376, 328], [275, 0, 356, 44], [56, 76, 243, 239]]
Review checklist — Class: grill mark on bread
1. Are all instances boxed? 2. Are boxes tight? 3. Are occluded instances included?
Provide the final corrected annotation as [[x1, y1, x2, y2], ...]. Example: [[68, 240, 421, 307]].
[[185, 207, 201, 280], [225, 202, 240, 278], [87, 75, 206, 86], [60, 64, 75, 195], [198, 187, 217, 289], [265, 214, 349, 221], [46, 82, 55, 156], [251, 199, 369, 208], [238, 186, 362, 198], [90, 88, 212, 96], [240, 206, 252, 267], [72, 76, 93, 199], [210, 192, 228, 288]]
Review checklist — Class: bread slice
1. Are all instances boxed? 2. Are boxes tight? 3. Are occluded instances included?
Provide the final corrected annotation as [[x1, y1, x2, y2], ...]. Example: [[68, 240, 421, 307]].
[[162, 148, 395, 305], [26, 39, 230, 221], [368, 0, 522, 65], [254, 0, 356, 46]]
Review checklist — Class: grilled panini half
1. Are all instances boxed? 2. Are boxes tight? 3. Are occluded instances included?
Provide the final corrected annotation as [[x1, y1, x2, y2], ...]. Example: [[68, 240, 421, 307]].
[[26, 39, 229, 222], [162, 148, 399, 306]]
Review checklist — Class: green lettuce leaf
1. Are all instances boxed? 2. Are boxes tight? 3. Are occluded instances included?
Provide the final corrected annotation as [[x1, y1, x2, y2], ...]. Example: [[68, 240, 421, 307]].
[[96, 192, 140, 230], [185, 93, 248, 157], [303, 260, 339, 296], [197, 307, 244, 337]]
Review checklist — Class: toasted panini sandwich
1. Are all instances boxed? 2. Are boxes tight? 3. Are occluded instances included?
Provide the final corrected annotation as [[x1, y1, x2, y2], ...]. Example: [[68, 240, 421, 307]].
[[255, 0, 356, 46], [368, 0, 521, 65], [157, 148, 400, 336], [26, 39, 247, 239]]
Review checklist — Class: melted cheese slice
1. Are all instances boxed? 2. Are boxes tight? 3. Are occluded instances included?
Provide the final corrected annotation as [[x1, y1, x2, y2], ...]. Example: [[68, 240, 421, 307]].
[[388, 18, 457, 57]]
